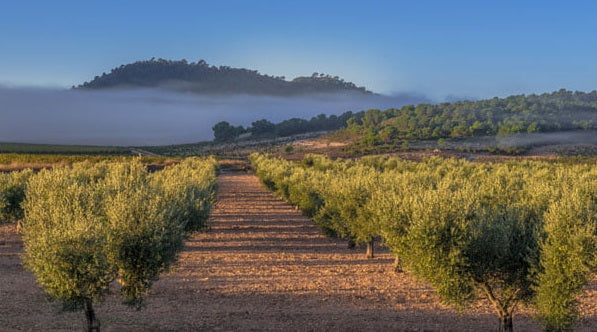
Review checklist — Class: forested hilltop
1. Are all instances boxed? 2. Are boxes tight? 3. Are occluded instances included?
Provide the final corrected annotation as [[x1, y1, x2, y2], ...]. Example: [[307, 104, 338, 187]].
[[337, 89, 596, 149], [76, 58, 371, 95]]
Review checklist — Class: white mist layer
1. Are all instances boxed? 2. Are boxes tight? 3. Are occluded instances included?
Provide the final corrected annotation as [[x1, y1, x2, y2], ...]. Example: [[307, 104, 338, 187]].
[[0, 87, 427, 146]]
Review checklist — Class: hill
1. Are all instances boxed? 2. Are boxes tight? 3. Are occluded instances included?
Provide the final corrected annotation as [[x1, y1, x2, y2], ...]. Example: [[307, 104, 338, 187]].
[[75, 58, 371, 95], [332, 89, 597, 154]]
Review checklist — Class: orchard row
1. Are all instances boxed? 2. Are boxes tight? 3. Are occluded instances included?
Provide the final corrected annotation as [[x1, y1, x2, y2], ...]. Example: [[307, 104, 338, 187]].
[[1, 158, 217, 330], [250, 153, 596, 332]]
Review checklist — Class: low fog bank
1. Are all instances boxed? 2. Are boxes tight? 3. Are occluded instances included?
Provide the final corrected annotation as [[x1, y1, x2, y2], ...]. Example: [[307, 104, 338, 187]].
[[497, 131, 597, 147], [0, 87, 428, 146]]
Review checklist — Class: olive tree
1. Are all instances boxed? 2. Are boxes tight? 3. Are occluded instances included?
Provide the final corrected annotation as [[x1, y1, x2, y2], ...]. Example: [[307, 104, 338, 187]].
[[286, 168, 324, 218], [0, 169, 32, 224], [22, 159, 218, 331], [100, 161, 188, 306], [149, 157, 217, 232], [395, 173, 541, 332], [372, 170, 423, 272], [290, 164, 378, 256], [23, 167, 112, 331], [250, 153, 596, 331], [534, 176, 596, 331], [335, 167, 379, 258]]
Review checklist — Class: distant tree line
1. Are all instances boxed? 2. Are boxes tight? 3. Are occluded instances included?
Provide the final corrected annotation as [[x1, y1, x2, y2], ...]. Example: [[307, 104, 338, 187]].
[[339, 89, 596, 147], [212, 89, 596, 148], [76, 58, 371, 96], [212, 112, 355, 142]]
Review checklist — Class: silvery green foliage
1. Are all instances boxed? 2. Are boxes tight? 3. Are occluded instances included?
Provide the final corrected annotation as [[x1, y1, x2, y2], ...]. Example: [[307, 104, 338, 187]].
[[22, 157, 217, 313], [251, 153, 596, 331], [23, 165, 112, 307], [534, 173, 596, 331], [149, 157, 217, 232], [0, 169, 32, 223]]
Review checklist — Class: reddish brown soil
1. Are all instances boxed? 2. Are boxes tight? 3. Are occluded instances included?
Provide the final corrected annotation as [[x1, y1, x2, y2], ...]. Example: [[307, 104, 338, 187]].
[[1, 172, 595, 331]]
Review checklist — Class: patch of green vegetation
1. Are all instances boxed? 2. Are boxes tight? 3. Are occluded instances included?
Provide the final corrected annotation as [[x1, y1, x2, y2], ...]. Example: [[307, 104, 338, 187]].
[[251, 153, 597, 331], [212, 112, 355, 142], [0, 142, 127, 155], [0, 153, 173, 166], [336, 89, 596, 154]]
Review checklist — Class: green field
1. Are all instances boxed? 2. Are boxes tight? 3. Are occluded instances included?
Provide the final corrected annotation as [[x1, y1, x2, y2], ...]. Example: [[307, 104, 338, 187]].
[[0, 142, 129, 155]]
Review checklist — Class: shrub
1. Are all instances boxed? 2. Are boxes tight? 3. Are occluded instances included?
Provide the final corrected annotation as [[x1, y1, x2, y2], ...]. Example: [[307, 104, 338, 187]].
[[0, 169, 33, 223], [22, 158, 217, 331]]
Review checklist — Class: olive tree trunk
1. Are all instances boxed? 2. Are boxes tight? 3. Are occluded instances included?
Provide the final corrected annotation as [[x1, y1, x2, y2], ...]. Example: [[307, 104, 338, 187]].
[[347, 238, 356, 249], [365, 239, 374, 259], [478, 281, 515, 332], [85, 299, 100, 332], [498, 313, 513, 332], [393, 255, 403, 273]]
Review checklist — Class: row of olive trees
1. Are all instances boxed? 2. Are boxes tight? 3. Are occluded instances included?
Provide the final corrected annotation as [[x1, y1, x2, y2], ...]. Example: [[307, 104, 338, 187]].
[[249, 153, 596, 332], [21, 158, 217, 331], [0, 168, 33, 224]]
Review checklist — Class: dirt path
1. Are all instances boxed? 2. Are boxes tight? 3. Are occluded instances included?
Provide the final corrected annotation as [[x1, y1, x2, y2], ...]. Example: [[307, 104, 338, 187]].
[[1, 171, 595, 331]]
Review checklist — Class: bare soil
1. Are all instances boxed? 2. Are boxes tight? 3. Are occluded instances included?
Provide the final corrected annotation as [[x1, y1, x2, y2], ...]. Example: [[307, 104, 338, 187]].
[[1, 172, 595, 331]]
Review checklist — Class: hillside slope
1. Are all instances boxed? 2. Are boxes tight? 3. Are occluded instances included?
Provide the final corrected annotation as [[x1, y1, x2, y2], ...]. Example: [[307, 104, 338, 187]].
[[333, 89, 597, 154], [76, 58, 371, 96]]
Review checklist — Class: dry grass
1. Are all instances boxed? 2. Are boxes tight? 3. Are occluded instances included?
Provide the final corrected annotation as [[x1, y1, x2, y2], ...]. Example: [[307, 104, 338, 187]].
[[0, 172, 595, 331]]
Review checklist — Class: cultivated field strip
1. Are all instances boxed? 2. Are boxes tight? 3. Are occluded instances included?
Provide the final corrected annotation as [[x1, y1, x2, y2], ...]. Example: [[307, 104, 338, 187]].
[[1, 171, 595, 331], [146, 171, 543, 331]]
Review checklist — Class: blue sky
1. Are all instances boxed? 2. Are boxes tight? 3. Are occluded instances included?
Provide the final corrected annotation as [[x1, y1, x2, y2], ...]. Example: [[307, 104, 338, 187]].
[[1, 0, 596, 99]]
